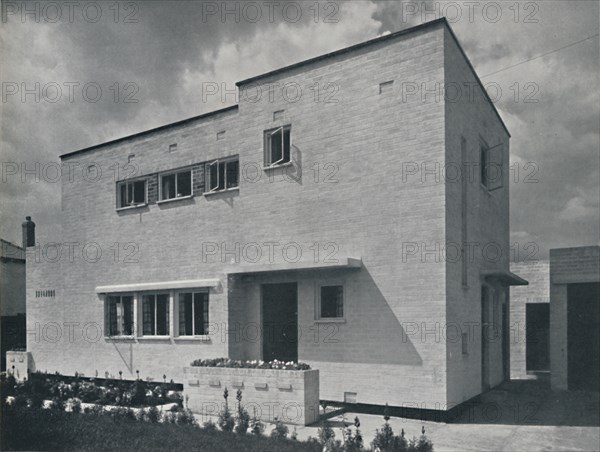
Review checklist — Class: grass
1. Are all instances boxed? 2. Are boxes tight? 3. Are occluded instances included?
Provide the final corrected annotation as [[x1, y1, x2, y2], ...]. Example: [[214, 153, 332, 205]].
[[1, 407, 321, 452]]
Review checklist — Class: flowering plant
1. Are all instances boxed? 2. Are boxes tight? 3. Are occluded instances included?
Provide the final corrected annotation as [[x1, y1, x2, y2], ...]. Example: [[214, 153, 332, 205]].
[[190, 358, 310, 370]]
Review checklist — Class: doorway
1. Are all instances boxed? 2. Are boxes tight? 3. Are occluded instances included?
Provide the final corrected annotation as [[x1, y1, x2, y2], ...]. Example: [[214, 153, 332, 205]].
[[262, 283, 298, 362], [567, 283, 600, 391], [526, 303, 550, 371]]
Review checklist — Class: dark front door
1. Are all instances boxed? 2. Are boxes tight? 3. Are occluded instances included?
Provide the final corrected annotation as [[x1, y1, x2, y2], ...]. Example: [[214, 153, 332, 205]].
[[567, 283, 600, 391], [262, 283, 298, 362]]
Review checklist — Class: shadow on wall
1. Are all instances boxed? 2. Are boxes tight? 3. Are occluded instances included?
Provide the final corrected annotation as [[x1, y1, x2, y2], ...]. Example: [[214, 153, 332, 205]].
[[302, 267, 423, 366]]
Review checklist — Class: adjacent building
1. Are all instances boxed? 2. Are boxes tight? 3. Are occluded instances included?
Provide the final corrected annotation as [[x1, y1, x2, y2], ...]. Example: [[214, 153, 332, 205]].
[[26, 18, 528, 414], [1, 237, 27, 370], [510, 247, 599, 393]]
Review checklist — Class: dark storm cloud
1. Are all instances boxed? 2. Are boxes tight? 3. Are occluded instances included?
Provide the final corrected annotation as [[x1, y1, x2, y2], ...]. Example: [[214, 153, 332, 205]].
[[1, 0, 598, 257]]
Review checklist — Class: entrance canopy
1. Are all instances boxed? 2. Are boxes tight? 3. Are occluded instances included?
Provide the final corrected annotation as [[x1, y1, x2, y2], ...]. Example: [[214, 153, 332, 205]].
[[95, 279, 221, 293], [481, 270, 528, 286], [226, 257, 362, 275]]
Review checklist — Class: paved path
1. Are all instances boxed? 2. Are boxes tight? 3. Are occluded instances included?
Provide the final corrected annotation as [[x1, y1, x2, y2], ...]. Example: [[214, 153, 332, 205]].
[[196, 379, 600, 451]]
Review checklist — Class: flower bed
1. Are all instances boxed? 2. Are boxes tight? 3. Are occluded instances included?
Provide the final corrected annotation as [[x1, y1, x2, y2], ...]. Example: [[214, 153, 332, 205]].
[[4, 372, 183, 408], [190, 358, 310, 371]]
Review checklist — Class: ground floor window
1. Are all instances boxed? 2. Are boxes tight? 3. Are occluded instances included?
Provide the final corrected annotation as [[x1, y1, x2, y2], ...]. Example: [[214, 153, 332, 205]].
[[106, 295, 133, 336], [142, 293, 170, 335], [178, 292, 209, 335], [319, 285, 344, 319]]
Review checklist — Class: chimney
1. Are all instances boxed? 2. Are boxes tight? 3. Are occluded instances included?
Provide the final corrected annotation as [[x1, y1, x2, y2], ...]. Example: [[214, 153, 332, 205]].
[[22, 216, 35, 249]]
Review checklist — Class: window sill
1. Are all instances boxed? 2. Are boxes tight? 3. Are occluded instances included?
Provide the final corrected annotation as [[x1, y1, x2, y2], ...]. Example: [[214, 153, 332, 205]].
[[173, 336, 211, 341], [157, 195, 193, 205], [314, 318, 346, 324], [263, 162, 293, 171], [116, 204, 147, 212], [137, 336, 171, 341], [105, 336, 136, 342], [204, 187, 239, 197]]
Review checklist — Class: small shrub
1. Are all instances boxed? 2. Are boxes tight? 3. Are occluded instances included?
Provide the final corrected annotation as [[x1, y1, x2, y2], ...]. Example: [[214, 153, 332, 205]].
[[270, 416, 289, 440], [203, 419, 217, 431], [250, 407, 265, 436], [234, 389, 250, 434], [317, 421, 344, 451], [146, 406, 161, 423], [163, 411, 177, 424], [343, 416, 364, 452], [49, 397, 65, 412], [177, 408, 197, 426], [407, 426, 433, 452], [218, 388, 235, 432], [318, 422, 336, 445], [372, 405, 411, 452], [70, 398, 82, 414]]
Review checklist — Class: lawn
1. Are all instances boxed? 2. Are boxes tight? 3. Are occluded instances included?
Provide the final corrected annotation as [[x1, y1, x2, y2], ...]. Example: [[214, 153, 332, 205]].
[[1, 407, 321, 452]]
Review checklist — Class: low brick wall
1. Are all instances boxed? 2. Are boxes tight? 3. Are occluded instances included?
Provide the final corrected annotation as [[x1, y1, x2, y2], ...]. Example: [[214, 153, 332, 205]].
[[183, 367, 319, 426]]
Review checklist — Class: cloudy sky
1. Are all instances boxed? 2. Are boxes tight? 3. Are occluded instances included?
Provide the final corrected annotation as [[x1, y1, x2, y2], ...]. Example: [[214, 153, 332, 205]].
[[1, 0, 598, 259]]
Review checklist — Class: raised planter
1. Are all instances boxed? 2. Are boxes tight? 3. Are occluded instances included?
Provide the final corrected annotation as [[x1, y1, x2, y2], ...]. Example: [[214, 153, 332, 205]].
[[183, 366, 319, 426]]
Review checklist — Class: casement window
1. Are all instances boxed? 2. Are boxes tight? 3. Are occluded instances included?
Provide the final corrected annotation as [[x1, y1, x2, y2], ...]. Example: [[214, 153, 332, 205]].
[[159, 169, 192, 201], [142, 293, 170, 336], [319, 285, 344, 319], [117, 179, 146, 208], [205, 158, 239, 193], [480, 141, 503, 191], [264, 125, 291, 167], [178, 292, 209, 336], [106, 295, 134, 336]]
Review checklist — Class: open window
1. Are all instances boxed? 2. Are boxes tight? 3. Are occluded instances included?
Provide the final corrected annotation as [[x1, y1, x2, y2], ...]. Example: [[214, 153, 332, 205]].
[[141, 293, 170, 336], [159, 169, 192, 201], [205, 157, 239, 193], [264, 125, 291, 167], [480, 141, 504, 191], [106, 295, 134, 336], [117, 179, 146, 208], [178, 291, 209, 336]]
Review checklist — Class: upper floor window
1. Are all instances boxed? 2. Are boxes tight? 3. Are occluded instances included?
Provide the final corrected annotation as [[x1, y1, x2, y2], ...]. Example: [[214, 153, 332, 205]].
[[319, 285, 344, 319], [142, 293, 170, 336], [264, 125, 291, 167], [178, 291, 209, 336], [117, 179, 146, 209], [106, 295, 133, 336], [480, 141, 503, 191], [160, 169, 192, 201], [206, 157, 239, 193]]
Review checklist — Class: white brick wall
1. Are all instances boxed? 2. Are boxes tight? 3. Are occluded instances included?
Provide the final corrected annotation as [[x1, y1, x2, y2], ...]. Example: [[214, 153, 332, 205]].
[[27, 21, 512, 411]]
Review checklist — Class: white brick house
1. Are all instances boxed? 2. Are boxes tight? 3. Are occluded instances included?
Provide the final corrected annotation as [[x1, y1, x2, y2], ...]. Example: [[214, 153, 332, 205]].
[[26, 18, 527, 416]]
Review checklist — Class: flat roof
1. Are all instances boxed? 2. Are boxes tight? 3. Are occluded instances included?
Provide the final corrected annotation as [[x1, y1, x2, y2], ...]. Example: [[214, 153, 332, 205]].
[[60, 17, 510, 160], [60, 105, 238, 159], [236, 18, 447, 86]]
